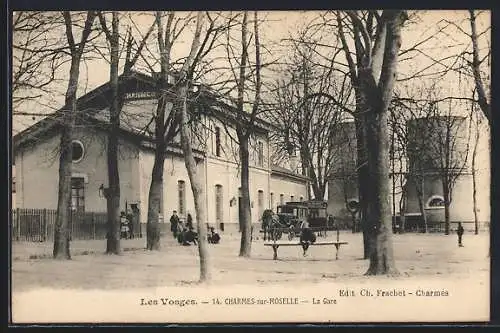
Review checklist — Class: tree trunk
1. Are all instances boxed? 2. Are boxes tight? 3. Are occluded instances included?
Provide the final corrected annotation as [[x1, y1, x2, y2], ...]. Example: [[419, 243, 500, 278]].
[[365, 111, 398, 275], [415, 175, 428, 233], [399, 183, 406, 233], [53, 56, 81, 260], [365, 10, 406, 275], [146, 11, 174, 251], [443, 185, 451, 235], [53, 125, 73, 259], [54, 11, 96, 259], [178, 84, 211, 283], [472, 114, 480, 235], [176, 11, 210, 282], [106, 12, 121, 255], [147, 148, 165, 250], [238, 135, 252, 257], [468, 10, 491, 126], [354, 107, 370, 258]]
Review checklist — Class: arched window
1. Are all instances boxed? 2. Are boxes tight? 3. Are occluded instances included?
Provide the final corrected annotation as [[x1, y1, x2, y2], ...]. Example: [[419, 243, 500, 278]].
[[290, 195, 294, 202], [178, 180, 186, 215], [426, 195, 445, 209], [72, 140, 85, 163]]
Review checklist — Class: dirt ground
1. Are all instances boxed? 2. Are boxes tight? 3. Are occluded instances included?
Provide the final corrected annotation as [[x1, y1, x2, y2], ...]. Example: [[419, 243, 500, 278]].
[[11, 230, 490, 291], [10, 231, 490, 323]]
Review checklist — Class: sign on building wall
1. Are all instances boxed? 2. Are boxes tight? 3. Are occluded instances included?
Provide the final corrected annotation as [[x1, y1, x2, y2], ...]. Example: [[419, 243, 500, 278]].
[[124, 91, 157, 100]]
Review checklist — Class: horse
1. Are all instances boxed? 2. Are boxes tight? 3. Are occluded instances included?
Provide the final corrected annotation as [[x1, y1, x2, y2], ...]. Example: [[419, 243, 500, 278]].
[[262, 209, 281, 241]]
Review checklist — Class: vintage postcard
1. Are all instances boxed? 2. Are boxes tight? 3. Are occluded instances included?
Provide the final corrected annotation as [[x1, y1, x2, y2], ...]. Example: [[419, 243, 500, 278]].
[[10, 9, 491, 324]]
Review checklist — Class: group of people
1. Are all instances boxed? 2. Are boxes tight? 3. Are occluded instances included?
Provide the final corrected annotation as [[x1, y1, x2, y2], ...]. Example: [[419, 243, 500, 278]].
[[170, 211, 197, 246], [169, 211, 221, 246]]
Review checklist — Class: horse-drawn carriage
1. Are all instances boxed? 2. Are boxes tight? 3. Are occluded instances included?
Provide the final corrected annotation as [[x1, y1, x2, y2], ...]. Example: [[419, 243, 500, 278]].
[[261, 201, 328, 241]]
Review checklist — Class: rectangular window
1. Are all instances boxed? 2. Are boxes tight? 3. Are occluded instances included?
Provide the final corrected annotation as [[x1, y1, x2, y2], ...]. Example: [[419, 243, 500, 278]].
[[258, 190, 264, 218], [257, 141, 264, 167], [215, 185, 223, 223], [178, 180, 186, 216], [215, 126, 221, 157], [71, 177, 85, 212], [280, 194, 284, 205], [12, 177, 16, 194]]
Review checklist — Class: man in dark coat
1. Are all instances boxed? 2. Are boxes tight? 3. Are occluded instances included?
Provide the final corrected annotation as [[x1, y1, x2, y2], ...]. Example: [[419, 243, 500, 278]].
[[457, 222, 464, 247], [170, 210, 180, 238], [299, 220, 316, 256], [186, 213, 193, 230]]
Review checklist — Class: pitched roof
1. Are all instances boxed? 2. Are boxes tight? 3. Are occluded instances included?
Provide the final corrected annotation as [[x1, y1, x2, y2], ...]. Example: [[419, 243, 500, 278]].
[[13, 70, 276, 150], [271, 164, 310, 182]]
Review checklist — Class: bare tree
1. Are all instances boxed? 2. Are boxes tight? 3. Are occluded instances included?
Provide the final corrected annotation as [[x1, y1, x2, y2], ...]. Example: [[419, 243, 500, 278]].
[[424, 103, 472, 235], [336, 10, 408, 274], [468, 10, 491, 126], [145, 11, 185, 250], [53, 11, 97, 259], [12, 12, 65, 110], [267, 37, 354, 201], [175, 12, 212, 282], [209, 11, 263, 257], [145, 11, 226, 255], [97, 11, 154, 254], [471, 97, 481, 235]]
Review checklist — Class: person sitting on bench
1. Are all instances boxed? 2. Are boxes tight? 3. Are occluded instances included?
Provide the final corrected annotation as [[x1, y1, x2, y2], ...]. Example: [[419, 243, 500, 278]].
[[207, 227, 221, 244], [299, 220, 316, 257]]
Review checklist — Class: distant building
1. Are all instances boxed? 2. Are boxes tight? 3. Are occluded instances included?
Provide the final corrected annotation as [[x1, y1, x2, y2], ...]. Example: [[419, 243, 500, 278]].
[[404, 116, 490, 230], [13, 71, 309, 232], [327, 121, 359, 221], [327, 116, 490, 231]]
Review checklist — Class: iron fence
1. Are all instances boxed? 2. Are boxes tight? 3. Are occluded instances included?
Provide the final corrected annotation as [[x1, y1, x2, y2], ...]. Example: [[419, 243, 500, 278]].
[[12, 209, 110, 242]]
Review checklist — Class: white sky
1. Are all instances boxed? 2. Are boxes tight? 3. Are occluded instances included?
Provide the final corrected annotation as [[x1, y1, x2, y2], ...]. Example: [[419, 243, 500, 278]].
[[12, 10, 490, 134]]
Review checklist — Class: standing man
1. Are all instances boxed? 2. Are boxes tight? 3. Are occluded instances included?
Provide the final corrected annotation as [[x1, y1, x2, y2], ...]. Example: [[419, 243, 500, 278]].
[[170, 210, 180, 238], [186, 213, 193, 230], [457, 222, 465, 247]]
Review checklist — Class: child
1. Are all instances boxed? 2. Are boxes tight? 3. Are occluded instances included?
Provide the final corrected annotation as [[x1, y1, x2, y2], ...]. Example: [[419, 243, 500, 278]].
[[120, 211, 130, 239], [208, 227, 221, 244]]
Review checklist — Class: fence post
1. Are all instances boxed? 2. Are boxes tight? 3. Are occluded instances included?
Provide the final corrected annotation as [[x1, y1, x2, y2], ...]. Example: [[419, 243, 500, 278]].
[[92, 212, 96, 240], [16, 208, 20, 241], [43, 209, 48, 242]]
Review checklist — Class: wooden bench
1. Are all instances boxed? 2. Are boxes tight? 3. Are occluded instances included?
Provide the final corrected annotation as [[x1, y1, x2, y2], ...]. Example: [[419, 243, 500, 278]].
[[264, 241, 348, 260]]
